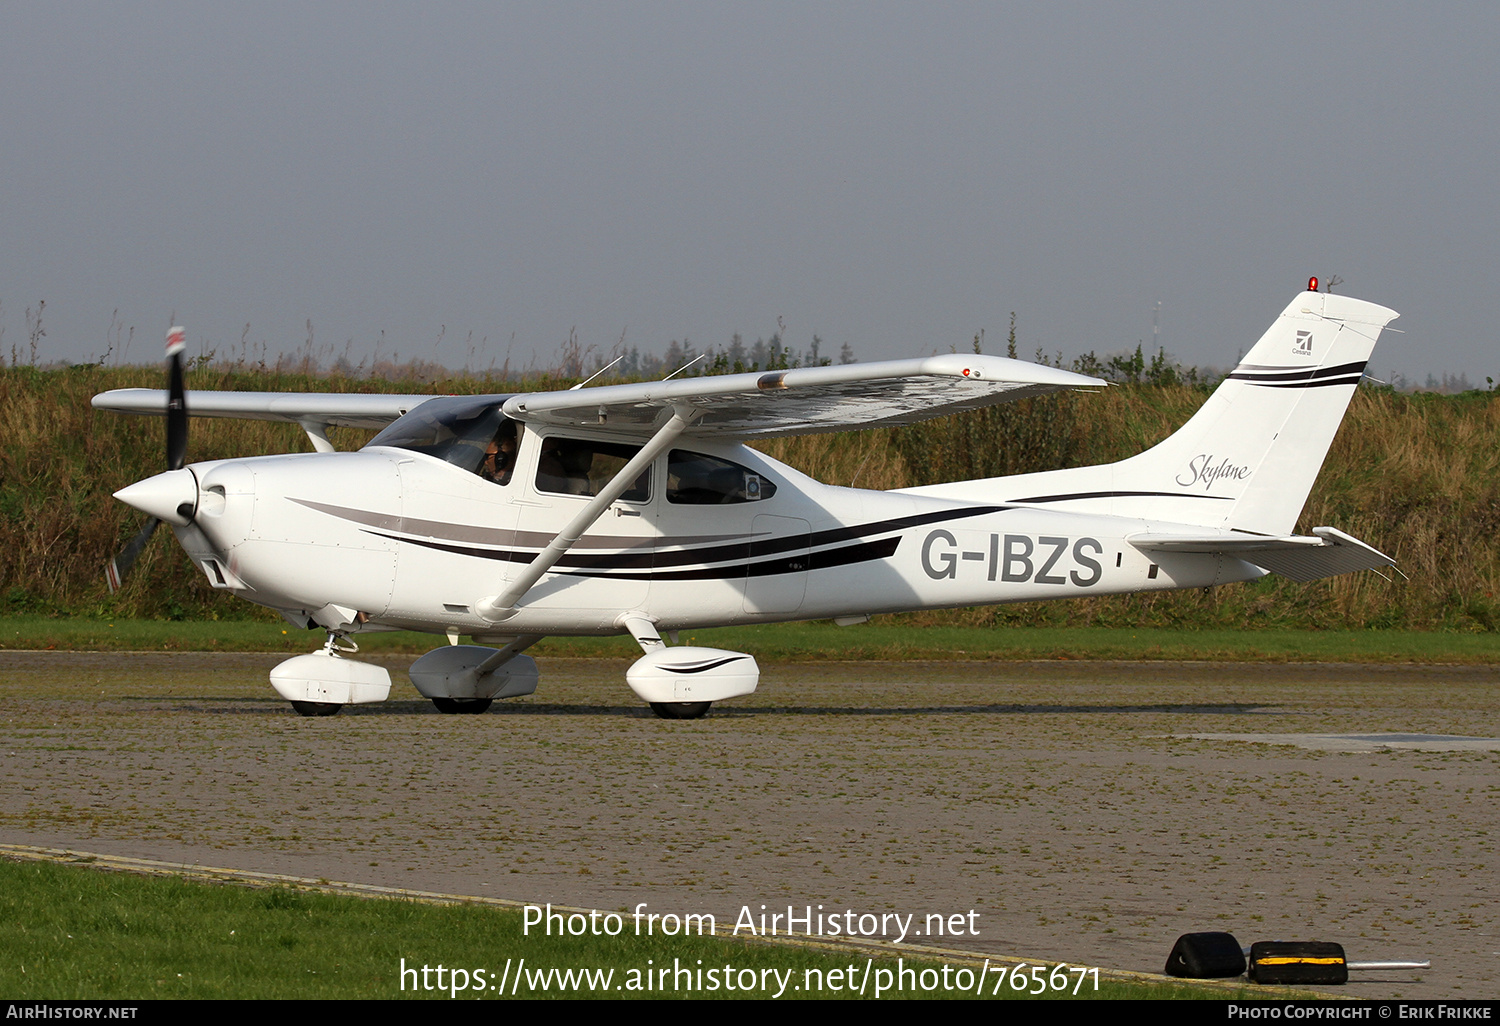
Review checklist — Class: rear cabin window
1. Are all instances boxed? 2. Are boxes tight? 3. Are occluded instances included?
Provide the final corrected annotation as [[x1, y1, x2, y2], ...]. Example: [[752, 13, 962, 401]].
[[535, 437, 650, 502], [667, 450, 777, 504]]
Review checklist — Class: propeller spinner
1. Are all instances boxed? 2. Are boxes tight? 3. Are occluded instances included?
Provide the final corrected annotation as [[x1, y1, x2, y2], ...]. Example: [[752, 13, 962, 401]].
[[106, 327, 191, 593]]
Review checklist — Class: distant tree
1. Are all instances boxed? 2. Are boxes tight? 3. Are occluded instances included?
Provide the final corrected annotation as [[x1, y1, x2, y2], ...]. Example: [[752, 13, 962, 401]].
[[1072, 351, 1104, 377]]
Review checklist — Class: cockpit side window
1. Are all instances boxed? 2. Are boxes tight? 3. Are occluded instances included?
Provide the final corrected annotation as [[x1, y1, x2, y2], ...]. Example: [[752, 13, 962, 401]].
[[535, 437, 650, 502], [479, 419, 520, 486], [667, 450, 777, 504], [364, 396, 516, 478]]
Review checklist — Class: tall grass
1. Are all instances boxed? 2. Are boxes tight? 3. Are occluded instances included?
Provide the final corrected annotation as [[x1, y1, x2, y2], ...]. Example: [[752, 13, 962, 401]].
[[2, 364, 1495, 630]]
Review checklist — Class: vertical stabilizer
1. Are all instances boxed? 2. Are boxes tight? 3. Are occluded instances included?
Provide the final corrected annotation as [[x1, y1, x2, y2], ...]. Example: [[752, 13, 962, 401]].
[[902, 290, 1398, 535], [1116, 290, 1397, 534]]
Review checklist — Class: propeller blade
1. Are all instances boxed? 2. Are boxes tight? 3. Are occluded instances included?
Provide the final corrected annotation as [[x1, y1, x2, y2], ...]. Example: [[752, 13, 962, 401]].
[[106, 517, 160, 593], [166, 326, 187, 471], [107, 327, 190, 592]]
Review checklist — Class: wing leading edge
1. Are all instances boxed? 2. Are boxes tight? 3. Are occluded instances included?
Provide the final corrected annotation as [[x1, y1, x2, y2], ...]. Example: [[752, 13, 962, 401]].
[[91, 389, 430, 431]]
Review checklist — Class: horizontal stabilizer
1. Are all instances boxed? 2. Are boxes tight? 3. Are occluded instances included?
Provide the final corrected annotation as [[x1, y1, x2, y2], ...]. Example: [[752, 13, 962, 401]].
[[1129, 526, 1395, 582]]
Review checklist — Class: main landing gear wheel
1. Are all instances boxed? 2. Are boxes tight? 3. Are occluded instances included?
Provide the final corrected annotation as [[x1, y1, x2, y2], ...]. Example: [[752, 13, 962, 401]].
[[290, 701, 342, 717], [649, 701, 712, 720], [432, 698, 493, 714]]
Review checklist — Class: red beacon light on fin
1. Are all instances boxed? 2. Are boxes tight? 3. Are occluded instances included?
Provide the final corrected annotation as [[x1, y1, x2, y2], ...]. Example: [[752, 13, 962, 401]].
[[1307, 276, 1319, 293]]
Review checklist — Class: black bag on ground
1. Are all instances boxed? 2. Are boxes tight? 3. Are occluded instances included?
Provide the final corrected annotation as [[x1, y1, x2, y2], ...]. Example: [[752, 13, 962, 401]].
[[1246, 941, 1348, 985], [1164, 932, 1246, 978]]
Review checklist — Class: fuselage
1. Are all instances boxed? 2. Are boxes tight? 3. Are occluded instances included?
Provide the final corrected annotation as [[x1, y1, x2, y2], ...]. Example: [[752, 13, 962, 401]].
[[167, 421, 1263, 639]]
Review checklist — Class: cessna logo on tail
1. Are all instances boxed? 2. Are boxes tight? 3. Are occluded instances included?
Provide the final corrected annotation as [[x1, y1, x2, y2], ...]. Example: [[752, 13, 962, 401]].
[[1176, 454, 1252, 490], [1293, 329, 1313, 356]]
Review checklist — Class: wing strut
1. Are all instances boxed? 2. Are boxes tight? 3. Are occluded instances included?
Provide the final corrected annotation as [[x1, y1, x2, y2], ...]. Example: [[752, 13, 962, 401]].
[[299, 418, 335, 453], [474, 406, 697, 622], [472, 634, 544, 675]]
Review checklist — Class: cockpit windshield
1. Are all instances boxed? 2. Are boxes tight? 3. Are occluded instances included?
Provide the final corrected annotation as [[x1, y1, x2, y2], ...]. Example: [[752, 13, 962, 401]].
[[364, 395, 514, 475]]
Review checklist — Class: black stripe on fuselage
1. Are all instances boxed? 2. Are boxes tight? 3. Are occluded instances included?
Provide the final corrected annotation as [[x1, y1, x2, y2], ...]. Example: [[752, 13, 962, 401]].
[[1009, 489, 1234, 504], [362, 504, 1004, 571], [377, 533, 903, 581], [584, 536, 904, 581]]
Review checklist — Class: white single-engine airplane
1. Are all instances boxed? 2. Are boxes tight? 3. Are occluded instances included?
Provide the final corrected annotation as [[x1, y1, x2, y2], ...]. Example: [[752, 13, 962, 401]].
[[96, 281, 1397, 719]]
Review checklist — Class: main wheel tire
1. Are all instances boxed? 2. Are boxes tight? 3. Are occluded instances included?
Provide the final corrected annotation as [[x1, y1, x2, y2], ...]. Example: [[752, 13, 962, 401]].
[[432, 697, 493, 714], [290, 701, 342, 717], [649, 701, 712, 720]]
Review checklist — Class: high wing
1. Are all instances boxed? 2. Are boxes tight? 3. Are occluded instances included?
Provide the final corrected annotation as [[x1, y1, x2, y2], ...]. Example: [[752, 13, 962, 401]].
[[94, 355, 1103, 443], [91, 389, 429, 430], [1129, 526, 1396, 582], [503, 355, 1103, 438]]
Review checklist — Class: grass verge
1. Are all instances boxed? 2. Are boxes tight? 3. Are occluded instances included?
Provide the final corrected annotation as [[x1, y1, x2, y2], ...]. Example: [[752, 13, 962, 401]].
[[0, 858, 1234, 1000], [2, 617, 1499, 663]]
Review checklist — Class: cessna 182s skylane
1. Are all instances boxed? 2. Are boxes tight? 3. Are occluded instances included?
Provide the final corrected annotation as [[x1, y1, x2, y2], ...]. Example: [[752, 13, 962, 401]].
[[96, 282, 1398, 719]]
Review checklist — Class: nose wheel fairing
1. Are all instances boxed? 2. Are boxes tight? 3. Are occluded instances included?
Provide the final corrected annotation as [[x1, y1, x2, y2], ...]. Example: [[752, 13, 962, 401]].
[[269, 650, 392, 712]]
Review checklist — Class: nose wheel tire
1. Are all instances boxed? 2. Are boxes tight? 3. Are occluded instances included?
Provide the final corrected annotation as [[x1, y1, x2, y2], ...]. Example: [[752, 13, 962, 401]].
[[290, 701, 343, 717], [432, 698, 493, 714], [649, 701, 712, 720]]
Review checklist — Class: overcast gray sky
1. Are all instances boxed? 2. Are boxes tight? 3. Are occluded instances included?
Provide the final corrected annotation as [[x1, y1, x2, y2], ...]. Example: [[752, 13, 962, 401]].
[[2, 2, 1495, 382]]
